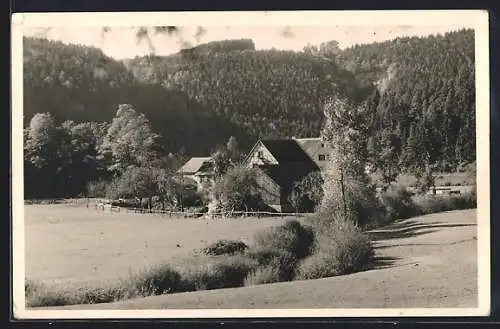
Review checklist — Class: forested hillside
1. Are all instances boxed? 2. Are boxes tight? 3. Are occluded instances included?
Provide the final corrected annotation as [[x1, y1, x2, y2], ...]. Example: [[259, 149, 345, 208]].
[[22, 29, 476, 198], [24, 37, 365, 156], [335, 29, 475, 173]]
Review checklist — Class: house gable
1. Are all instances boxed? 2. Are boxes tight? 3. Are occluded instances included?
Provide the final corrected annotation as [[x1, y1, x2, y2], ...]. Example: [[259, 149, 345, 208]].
[[244, 141, 279, 167]]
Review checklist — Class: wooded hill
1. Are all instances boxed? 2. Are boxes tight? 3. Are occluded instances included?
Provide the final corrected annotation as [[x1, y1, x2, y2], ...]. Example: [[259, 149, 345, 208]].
[[22, 29, 476, 198]]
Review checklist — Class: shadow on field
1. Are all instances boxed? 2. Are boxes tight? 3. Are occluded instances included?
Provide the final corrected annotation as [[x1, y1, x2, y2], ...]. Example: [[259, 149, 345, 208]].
[[370, 255, 400, 269], [368, 220, 476, 242]]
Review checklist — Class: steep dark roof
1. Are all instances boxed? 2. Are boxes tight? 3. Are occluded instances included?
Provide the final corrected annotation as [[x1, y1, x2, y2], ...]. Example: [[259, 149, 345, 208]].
[[260, 139, 317, 163], [258, 163, 318, 189]]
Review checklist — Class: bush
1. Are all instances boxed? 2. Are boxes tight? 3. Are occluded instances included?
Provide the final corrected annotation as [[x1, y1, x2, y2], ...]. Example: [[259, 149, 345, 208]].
[[201, 239, 248, 256], [25, 265, 184, 307], [212, 166, 264, 212], [177, 254, 257, 291], [379, 185, 418, 221], [252, 219, 315, 260], [245, 250, 299, 285], [298, 213, 374, 280], [26, 284, 76, 307], [124, 263, 184, 296], [413, 192, 476, 215], [25, 281, 124, 307]]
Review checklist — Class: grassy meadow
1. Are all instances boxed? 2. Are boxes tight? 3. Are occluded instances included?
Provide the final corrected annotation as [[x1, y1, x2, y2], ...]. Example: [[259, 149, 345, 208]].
[[24, 204, 291, 289], [23, 181, 477, 307]]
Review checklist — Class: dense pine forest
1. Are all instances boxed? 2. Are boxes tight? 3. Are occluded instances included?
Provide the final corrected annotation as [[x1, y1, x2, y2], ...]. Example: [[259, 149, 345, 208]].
[[22, 28, 476, 198]]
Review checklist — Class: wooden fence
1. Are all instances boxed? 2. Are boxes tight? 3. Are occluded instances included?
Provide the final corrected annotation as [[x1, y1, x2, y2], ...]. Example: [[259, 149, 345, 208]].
[[92, 203, 305, 219]]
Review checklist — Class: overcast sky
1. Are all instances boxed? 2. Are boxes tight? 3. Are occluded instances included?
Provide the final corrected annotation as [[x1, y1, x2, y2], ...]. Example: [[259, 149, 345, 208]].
[[23, 25, 466, 60]]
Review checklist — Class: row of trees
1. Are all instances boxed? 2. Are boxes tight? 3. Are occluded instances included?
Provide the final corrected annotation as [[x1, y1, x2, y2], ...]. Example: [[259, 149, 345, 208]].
[[23, 104, 250, 210]]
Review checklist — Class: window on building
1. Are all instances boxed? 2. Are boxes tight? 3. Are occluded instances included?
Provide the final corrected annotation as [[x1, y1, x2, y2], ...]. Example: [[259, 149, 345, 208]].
[[318, 154, 326, 161], [257, 151, 264, 158], [321, 143, 325, 148]]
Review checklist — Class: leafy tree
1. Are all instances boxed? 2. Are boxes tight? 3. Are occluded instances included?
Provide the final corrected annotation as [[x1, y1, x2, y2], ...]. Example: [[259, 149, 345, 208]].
[[211, 145, 233, 179], [370, 131, 402, 190], [106, 165, 165, 210], [320, 97, 384, 227], [289, 171, 324, 212], [99, 104, 162, 174], [212, 166, 263, 212]]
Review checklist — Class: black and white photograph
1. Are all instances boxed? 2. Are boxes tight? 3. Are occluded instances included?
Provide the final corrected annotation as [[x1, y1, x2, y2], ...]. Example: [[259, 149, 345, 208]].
[[11, 10, 490, 319]]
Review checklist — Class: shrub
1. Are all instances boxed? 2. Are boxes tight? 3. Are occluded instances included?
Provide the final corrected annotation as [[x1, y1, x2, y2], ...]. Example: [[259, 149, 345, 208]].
[[25, 280, 120, 307], [26, 265, 184, 307], [413, 192, 477, 215], [379, 185, 418, 221], [298, 213, 374, 280], [245, 250, 299, 285], [201, 239, 248, 256], [26, 286, 76, 307], [124, 263, 184, 296], [177, 254, 257, 291], [212, 166, 264, 212], [252, 219, 315, 260]]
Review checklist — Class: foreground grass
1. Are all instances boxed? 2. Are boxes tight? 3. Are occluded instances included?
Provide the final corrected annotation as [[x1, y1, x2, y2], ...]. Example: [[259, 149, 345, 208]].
[[25, 192, 476, 307], [42, 209, 478, 309]]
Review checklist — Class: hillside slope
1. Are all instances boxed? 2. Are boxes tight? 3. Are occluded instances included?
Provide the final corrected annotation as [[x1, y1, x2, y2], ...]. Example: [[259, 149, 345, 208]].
[[24, 30, 475, 165], [23, 38, 362, 155], [336, 29, 476, 170]]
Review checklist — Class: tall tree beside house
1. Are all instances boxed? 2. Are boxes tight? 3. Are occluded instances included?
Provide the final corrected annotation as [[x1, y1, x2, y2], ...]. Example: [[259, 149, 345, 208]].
[[320, 97, 384, 227]]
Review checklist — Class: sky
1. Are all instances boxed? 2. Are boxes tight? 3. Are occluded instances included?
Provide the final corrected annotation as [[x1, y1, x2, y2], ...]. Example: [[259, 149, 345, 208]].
[[23, 25, 466, 60]]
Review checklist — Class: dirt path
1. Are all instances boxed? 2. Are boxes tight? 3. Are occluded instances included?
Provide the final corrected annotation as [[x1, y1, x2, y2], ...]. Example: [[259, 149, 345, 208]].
[[46, 209, 478, 309]]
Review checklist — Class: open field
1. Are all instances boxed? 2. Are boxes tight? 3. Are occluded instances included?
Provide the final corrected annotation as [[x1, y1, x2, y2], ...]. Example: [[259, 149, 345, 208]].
[[26, 205, 478, 309], [25, 204, 291, 288]]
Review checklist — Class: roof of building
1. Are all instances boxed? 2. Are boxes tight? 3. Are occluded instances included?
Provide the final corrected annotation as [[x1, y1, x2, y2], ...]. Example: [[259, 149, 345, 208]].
[[293, 137, 323, 158], [260, 139, 317, 163], [257, 163, 318, 189], [177, 157, 213, 174]]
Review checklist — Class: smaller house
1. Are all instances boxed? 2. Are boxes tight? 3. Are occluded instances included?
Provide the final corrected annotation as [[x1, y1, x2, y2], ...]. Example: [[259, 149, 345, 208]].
[[177, 157, 215, 189]]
